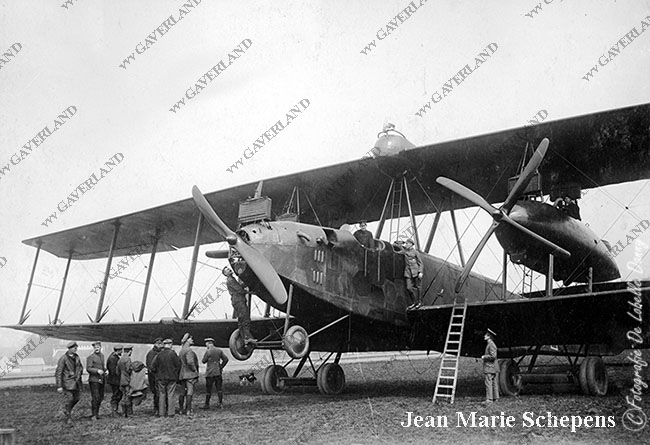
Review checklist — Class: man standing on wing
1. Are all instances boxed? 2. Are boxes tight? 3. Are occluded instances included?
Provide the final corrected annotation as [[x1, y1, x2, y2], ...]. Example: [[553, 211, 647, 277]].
[[150, 338, 181, 417], [145, 337, 163, 416], [55, 341, 83, 425], [86, 341, 106, 420], [106, 345, 123, 416], [201, 337, 229, 409]]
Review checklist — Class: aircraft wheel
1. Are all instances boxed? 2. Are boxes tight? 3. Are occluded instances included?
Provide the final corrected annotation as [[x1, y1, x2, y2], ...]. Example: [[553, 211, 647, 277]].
[[585, 357, 608, 396], [229, 329, 254, 361], [283, 325, 310, 359], [317, 363, 345, 395], [578, 357, 592, 394], [498, 359, 522, 396], [262, 365, 287, 395]]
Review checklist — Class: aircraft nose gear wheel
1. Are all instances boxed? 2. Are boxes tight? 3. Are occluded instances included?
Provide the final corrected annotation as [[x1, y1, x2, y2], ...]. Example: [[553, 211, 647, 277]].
[[578, 357, 608, 396], [283, 325, 310, 359], [261, 365, 288, 395], [317, 363, 345, 395], [229, 329, 254, 361], [498, 359, 522, 396]]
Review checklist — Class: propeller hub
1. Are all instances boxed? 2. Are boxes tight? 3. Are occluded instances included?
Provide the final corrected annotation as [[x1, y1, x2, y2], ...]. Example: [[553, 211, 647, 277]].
[[226, 235, 238, 245]]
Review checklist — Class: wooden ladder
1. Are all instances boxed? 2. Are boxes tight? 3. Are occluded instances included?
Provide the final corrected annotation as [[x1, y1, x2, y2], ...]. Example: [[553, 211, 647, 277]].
[[432, 299, 468, 404]]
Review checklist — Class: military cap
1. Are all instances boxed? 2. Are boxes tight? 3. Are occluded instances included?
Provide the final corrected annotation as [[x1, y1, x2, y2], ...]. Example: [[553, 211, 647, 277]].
[[204, 337, 215, 343], [162, 338, 173, 345], [123, 345, 133, 351], [181, 333, 192, 344], [153, 337, 163, 343], [486, 328, 497, 338], [405, 238, 414, 245], [91, 341, 102, 346], [66, 341, 78, 348], [113, 344, 124, 351]]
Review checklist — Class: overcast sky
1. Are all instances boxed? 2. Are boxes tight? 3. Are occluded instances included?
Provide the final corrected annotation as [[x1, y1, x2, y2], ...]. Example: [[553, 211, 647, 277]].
[[1, 0, 649, 344]]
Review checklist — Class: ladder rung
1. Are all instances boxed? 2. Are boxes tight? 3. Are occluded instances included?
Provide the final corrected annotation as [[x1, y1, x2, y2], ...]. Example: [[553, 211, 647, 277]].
[[450, 323, 463, 327], [448, 340, 460, 344], [436, 384, 455, 388]]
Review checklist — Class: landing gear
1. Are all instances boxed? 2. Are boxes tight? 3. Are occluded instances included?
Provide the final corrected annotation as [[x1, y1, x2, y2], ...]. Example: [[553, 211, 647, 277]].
[[283, 325, 310, 359], [508, 345, 608, 396], [316, 363, 345, 395], [255, 351, 346, 395], [261, 365, 288, 395], [498, 359, 522, 396], [578, 357, 608, 396], [229, 329, 254, 361]]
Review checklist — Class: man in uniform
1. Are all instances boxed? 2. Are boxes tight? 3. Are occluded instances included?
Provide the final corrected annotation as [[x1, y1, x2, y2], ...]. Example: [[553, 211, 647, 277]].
[[117, 345, 133, 417], [86, 341, 106, 420], [223, 267, 256, 342], [178, 333, 199, 417], [554, 196, 581, 220], [106, 345, 123, 415], [395, 238, 424, 309], [481, 328, 499, 403], [55, 341, 83, 424], [145, 337, 163, 416], [150, 338, 181, 417], [353, 221, 374, 248], [201, 337, 229, 409]]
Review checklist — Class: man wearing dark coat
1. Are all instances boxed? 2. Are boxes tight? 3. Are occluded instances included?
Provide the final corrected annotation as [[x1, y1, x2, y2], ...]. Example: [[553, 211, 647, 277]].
[[145, 337, 163, 416], [224, 267, 256, 342], [394, 238, 424, 309], [201, 337, 229, 409], [353, 221, 374, 248], [106, 345, 123, 415], [117, 346, 133, 417], [55, 341, 83, 424], [86, 341, 106, 420], [178, 333, 199, 417], [482, 328, 499, 403], [150, 338, 181, 417]]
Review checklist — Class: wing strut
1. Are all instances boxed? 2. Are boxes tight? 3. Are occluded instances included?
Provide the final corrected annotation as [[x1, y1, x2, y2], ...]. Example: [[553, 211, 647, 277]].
[[182, 214, 204, 319], [139, 233, 159, 321], [54, 250, 73, 323], [95, 221, 120, 323], [19, 240, 42, 325]]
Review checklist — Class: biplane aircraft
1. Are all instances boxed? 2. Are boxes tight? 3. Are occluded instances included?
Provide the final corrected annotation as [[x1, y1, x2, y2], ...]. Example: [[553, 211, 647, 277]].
[[7, 102, 650, 398]]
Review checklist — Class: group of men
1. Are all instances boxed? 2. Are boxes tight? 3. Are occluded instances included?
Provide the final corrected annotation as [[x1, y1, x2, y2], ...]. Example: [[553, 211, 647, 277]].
[[354, 221, 424, 310], [55, 334, 228, 424]]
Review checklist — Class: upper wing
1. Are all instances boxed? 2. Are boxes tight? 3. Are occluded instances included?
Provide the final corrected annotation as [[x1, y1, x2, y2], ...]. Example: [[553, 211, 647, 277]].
[[23, 103, 650, 260]]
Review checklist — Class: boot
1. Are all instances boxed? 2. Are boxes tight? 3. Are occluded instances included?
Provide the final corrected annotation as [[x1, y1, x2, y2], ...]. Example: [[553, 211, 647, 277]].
[[200, 394, 211, 410], [111, 402, 118, 416], [217, 392, 223, 408], [127, 404, 133, 416], [243, 329, 257, 343], [186, 395, 193, 418], [177, 395, 185, 415], [122, 404, 128, 418]]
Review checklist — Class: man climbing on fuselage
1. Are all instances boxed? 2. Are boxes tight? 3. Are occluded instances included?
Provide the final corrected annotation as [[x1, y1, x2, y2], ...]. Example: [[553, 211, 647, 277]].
[[223, 266, 257, 343]]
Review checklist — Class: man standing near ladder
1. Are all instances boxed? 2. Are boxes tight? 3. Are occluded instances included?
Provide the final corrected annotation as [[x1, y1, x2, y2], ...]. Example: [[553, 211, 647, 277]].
[[482, 328, 499, 403]]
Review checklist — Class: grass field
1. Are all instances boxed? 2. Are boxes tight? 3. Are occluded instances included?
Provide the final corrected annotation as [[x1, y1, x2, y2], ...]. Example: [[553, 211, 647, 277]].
[[0, 353, 647, 444]]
